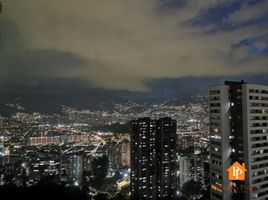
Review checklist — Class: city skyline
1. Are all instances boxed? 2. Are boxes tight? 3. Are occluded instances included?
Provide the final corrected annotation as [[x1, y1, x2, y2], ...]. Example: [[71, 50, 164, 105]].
[[1, 1, 268, 200]]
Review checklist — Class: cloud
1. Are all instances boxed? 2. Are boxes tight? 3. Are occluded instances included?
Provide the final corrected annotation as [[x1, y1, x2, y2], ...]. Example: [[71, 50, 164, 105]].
[[0, 49, 88, 86], [254, 34, 268, 49], [227, 0, 268, 24], [1, 0, 268, 92]]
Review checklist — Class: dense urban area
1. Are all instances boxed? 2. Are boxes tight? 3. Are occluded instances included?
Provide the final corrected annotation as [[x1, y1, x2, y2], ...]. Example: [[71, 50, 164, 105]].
[[0, 96, 209, 199]]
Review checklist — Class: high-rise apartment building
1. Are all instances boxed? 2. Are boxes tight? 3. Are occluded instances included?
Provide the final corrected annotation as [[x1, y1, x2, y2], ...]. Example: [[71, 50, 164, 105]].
[[210, 81, 268, 200], [61, 151, 84, 186], [119, 140, 130, 167], [0, 142, 4, 166], [130, 117, 177, 199], [108, 140, 130, 169], [178, 156, 190, 189], [108, 141, 120, 169]]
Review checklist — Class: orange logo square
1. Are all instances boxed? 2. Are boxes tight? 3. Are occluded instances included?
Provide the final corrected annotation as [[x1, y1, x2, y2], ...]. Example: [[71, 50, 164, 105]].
[[227, 162, 247, 181]]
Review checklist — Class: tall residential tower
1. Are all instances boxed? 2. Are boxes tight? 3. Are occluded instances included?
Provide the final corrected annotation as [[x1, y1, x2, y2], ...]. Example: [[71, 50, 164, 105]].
[[130, 117, 177, 199], [210, 81, 268, 200]]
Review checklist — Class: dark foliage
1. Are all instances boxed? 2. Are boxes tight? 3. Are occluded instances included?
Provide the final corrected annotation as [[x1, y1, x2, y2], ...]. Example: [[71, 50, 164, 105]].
[[0, 184, 89, 200]]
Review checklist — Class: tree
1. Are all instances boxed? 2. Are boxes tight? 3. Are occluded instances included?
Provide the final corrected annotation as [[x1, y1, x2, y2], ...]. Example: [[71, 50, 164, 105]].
[[181, 179, 202, 199]]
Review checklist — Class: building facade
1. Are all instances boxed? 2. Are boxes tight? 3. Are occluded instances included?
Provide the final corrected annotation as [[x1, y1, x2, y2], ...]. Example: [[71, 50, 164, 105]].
[[61, 151, 84, 186], [119, 140, 130, 167], [178, 156, 190, 189], [108, 140, 130, 169], [130, 117, 177, 199], [210, 81, 268, 200]]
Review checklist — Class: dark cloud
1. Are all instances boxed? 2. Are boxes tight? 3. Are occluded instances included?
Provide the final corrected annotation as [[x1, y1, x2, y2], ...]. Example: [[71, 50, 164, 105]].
[[0, 17, 26, 54], [0, 0, 267, 104], [190, 1, 241, 30], [115, 74, 268, 101], [0, 49, 88, 88]]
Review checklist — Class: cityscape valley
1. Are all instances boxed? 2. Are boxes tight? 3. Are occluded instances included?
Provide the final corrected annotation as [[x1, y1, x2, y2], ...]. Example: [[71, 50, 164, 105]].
[[1, 0, 268, 199], [0, 96, 209, 199]]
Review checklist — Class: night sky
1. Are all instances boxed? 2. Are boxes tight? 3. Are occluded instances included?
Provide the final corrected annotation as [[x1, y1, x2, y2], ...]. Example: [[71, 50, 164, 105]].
[[1, 0, 268, 101]]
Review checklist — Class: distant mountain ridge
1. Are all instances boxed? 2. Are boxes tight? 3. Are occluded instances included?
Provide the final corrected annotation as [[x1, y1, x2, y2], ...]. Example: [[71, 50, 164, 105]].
[[0, 92, 122, 116], [0, 92, 207, 116], [1, 75, 267, 116]]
